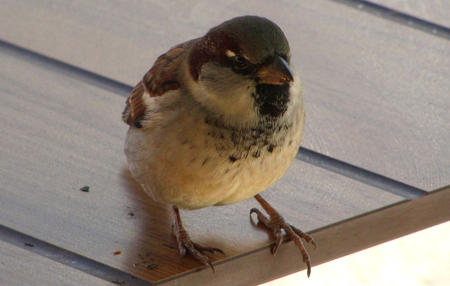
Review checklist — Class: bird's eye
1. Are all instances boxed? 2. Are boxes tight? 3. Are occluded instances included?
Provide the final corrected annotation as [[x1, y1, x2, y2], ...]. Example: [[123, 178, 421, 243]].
[[233, 55, 249, 70]]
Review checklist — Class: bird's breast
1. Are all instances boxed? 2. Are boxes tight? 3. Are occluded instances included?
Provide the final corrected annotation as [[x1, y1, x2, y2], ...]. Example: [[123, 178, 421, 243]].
[[125, 92, 304, 209]]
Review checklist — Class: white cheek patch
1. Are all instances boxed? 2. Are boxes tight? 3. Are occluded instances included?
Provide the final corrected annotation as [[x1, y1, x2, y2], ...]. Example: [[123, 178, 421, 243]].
[[283, 69, 302, 114], [142, 91, 153, 107]]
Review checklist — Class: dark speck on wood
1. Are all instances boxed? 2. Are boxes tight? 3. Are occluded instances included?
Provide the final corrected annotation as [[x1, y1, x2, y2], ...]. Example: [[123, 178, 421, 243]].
[[229, 155, 238, 162], [268, 144, 276, 153], [80, 186, 90, 192]]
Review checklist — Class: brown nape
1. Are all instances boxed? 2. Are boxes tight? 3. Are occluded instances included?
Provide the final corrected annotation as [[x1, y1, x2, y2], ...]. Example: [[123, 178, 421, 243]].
[[189, 31, 240, 81]]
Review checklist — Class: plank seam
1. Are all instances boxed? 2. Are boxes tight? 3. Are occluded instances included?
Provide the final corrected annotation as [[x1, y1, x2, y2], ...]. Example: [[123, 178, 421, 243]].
[[0, 39, 132, 95], [329, 0, 450, 40], [0, 224, 151, 286], [297, 148, 427, 199]]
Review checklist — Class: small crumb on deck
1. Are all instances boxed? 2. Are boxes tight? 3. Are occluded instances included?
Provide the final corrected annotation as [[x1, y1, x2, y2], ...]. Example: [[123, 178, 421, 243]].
[[80, 186, 90, 192]]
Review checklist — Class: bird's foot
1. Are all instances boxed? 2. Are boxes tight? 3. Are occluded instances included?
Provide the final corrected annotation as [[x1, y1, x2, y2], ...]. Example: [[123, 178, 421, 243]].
[[250, 203, 316, 277], [172, 208, 224, 272]]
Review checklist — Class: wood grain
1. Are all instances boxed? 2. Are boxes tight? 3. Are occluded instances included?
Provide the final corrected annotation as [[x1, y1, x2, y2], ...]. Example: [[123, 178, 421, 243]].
[[0, 0, 448, 190], [0, 240, 114, 286], [0, 41, 401, 283], [370, 0, 450, 27]]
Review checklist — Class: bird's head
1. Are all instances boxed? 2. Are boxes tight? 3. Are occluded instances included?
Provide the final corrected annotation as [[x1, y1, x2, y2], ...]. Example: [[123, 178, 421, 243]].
[[186, 16, 300, 127]]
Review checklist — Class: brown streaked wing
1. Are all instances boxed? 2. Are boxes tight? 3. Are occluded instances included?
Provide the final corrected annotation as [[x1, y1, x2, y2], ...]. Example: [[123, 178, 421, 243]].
[[122, 39, 198, 126]]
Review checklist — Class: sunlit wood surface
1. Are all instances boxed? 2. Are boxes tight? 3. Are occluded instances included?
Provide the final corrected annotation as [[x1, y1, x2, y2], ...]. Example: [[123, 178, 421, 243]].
[[0, 0, 449, 285]]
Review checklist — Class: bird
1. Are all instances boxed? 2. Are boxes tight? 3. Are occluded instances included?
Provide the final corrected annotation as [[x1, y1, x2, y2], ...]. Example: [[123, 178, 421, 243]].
[[122, 15, 316, 276]]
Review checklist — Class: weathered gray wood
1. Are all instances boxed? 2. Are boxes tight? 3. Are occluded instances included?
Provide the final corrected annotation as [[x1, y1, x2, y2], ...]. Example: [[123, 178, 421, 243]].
[[0, 240, 114, 286], [370, 0, 450, 27], [0, 40, 401, 283], [0, 0, 448, 190]]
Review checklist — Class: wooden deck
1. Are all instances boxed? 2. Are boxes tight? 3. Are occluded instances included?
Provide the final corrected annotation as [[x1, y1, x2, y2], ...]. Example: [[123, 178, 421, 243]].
[[1, 1, 449, 285]]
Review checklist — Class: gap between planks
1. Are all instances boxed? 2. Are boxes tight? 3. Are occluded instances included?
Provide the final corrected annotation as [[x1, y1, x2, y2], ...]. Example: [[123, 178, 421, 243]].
[[0, 38, 428, 200], [329, 0, 450, 40], [0, 225, 150, 286]]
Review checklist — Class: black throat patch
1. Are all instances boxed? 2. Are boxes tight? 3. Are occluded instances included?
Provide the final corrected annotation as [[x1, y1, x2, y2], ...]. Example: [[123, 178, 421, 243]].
[[253, 84, 290, 118]]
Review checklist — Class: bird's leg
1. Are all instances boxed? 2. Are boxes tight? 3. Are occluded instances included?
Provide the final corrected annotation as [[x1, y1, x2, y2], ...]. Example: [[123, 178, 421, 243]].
[[250, 194, 317, 277], [171, 206, 224, 272]]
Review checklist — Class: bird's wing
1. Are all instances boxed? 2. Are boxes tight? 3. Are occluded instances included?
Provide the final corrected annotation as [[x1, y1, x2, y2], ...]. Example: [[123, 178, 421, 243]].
[[122, 39, 197, 126]]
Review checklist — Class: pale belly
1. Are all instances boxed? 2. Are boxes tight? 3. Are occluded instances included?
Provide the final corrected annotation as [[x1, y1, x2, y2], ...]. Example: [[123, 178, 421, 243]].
[[125, 103, 304, 210]]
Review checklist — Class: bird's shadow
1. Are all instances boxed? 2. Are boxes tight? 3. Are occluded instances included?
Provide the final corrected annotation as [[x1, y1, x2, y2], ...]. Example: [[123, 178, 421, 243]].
[[118, 168, 178, 275], [118, 168, 226, 277]]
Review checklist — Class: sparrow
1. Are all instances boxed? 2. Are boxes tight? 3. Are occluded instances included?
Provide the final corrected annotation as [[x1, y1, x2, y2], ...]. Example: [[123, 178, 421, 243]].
[[123, 15, 316, 276]]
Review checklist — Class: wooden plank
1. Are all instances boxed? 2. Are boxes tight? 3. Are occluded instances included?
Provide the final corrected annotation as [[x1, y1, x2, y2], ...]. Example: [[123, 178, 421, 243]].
[[160, 186, 450, 285], [262, 221, 450, 286], [0, 40, 401, 283], [0, 0, 448, 190], [0, 240, 114, 286], [369, 0, 450, 27]]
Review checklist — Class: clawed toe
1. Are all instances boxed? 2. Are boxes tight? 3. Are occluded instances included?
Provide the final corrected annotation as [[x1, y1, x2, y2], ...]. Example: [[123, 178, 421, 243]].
[[250, 208, 270, 227], [193, 242, 225, 255], [172, 206, 224, 272], [251, 195, 317, 277], [179, 239, 224, 272], [290, 224, 317, 250]]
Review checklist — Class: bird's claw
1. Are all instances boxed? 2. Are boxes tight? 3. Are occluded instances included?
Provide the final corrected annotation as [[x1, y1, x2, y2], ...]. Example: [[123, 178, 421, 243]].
[[172, 223, 224, 272], [250, 207, 315, 277]]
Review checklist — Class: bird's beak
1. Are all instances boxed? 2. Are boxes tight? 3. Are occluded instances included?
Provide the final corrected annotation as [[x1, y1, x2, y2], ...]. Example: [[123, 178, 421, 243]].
[[256, 56, 293, 85]]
